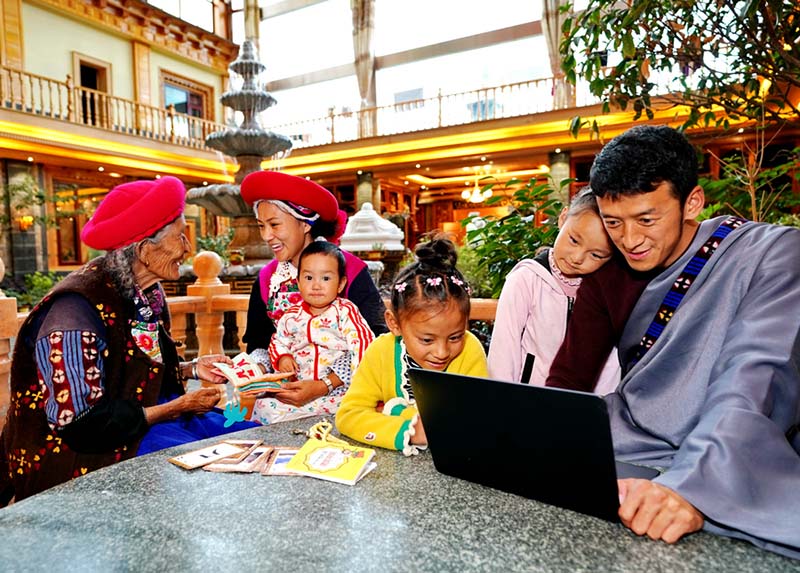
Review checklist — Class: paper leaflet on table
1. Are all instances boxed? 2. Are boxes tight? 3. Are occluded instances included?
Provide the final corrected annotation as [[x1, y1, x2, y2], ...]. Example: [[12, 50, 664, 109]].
[[203, 445, 273, 473], [168, 441, 250, 470], [261, 447, 302, 476], [285, 438, 377, 486], [169, 439, 265, 470]]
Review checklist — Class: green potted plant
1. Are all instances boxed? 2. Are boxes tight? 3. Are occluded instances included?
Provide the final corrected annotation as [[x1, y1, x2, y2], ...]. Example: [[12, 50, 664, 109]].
[[3, 271, 63, 311], [699, 143, 800, 225], [463, 177, 564, 297], [367, 242, 385, 260], [196, 228, 235, 263]]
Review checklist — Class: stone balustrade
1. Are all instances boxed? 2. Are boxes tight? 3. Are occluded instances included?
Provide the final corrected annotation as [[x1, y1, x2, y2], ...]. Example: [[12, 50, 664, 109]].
[[0, 252, 497, 430]]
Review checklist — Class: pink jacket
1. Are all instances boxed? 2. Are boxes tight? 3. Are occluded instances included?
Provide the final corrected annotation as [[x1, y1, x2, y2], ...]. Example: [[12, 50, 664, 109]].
[[487, 258, 620, 394]]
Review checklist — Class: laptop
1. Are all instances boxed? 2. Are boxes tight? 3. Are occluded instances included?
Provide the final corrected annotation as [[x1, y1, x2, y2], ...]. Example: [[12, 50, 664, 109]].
[[407, 368, 659, 522]]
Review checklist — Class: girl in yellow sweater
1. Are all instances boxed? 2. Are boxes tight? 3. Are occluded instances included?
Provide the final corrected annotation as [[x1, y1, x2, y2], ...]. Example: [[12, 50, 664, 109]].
[[336, 237, 488, 455]]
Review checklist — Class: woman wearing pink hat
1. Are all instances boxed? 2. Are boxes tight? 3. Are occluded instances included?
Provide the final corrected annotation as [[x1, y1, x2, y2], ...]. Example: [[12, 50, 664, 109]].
[[0, 176, 256, 504], [240, 171, 387, 423]]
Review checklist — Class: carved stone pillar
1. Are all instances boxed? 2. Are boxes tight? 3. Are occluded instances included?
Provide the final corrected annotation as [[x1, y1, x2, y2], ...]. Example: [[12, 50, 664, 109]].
[[356, 171, 374, 210], [548, 150, 571, 205]]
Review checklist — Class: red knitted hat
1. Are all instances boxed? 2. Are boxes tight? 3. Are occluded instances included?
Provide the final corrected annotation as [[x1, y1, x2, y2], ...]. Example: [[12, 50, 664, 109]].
[[81, 176, 186, 250], [240, 171, 339, 222], [331, 209, 349, 244]]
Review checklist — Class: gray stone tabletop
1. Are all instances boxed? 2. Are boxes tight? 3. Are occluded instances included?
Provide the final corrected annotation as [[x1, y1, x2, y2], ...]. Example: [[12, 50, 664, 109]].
[[0, 418, 797, 573]]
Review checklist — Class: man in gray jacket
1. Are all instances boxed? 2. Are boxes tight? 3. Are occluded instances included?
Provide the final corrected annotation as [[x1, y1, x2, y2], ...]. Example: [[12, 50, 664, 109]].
[[548, 125, 800, 558]]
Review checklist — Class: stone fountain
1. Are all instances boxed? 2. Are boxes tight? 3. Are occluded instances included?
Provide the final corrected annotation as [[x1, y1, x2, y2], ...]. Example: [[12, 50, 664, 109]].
[[186, 39, 292, 262]]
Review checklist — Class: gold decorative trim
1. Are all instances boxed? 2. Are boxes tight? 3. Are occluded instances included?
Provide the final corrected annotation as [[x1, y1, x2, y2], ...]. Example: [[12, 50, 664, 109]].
[[27, 0, 236, 73]]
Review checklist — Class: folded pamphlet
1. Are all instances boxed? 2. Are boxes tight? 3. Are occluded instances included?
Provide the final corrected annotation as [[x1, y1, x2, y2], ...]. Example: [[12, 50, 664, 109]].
[[202, 445, 273, 473], [168, 441, 249, 470], [285, 438, 376, 486]]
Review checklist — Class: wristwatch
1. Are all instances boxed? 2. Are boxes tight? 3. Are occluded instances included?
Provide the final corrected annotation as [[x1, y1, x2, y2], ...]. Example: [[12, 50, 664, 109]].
[[191, 358, 199, 380], [321, 375, 334, 395]]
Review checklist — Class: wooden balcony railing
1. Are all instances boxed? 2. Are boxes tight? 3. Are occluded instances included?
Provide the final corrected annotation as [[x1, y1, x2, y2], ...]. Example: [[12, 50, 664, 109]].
[[0, 252, 497, 427], [2, 62, 696, 154], [265, 76, 600, 149], [0, 65, 227, 149], [2, 64, 595, 152]]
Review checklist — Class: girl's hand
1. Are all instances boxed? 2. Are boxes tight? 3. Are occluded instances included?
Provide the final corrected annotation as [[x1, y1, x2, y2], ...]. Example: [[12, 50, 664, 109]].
[[277, 355, 299, 374], [196, 354, 230, 384], [410, 416, 427, 445], [272, 379, 328, 407]]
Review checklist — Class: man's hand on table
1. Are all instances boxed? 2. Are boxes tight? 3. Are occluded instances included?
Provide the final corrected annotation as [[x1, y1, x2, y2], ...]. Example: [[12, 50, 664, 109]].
[[617, 478, 704, 543]]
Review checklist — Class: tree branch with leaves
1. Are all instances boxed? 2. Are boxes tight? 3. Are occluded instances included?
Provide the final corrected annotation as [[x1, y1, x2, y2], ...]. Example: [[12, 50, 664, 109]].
[[561, 0, 800, 134]]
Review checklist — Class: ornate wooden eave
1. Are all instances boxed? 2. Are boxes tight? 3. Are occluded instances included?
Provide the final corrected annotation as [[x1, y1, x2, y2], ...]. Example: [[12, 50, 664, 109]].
[[27, 0, 237, 72]]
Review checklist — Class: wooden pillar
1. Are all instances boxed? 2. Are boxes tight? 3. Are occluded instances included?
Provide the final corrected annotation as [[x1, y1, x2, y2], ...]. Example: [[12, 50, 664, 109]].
[[132, 41, 151, 105], [187, 251, 229, 357], [0, 257, 19, 433], [170, 311, 188, 352], [0, 0, 24, 69], [187, 251, 229, 404], [212, 0, 231, 41], [132, 41, 151, 134], [243, 0, 260, 51]]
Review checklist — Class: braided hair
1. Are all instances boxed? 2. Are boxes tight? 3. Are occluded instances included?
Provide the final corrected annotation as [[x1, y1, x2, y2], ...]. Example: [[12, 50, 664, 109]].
[[390, 236, 471, 322]]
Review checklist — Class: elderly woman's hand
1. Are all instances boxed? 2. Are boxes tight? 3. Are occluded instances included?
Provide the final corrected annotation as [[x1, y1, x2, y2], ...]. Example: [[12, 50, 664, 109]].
[[177, 387, 224, 415], [144, 387, 224, 425], [196, 354, 231, 384]]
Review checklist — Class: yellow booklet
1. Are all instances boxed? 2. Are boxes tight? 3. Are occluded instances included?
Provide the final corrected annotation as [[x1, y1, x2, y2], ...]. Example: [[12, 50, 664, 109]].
[[285, 438, 376, 486]]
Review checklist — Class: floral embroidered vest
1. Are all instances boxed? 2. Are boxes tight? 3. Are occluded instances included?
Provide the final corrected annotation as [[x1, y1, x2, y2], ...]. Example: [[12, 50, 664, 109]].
[[2, 258, 182, 501]]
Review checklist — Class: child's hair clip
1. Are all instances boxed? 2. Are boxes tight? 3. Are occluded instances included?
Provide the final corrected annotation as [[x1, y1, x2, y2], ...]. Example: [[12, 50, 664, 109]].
[[394, 281, 407, 292], [426, 277, 442, 287], [450, 275, 464, 286]]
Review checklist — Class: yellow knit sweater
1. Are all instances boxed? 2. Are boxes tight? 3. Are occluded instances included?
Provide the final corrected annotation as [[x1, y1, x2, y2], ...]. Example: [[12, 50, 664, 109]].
[[336, 332, 488, 455]]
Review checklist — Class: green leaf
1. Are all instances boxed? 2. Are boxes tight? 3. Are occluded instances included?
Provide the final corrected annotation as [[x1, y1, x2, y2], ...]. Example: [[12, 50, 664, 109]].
[[622, 33, 636, 60], [569, 115, 583, 138]]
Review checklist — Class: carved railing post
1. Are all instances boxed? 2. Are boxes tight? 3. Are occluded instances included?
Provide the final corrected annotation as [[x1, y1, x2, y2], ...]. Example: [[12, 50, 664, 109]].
[[235, 311, 248, 353], [168, 103, 177, 143], [437, 88, 443, 127], [328, 106, 336, 144], [170, 310, 188, 351], [187, 251, 229, 401], [0, 258, 19, 432], [65, 74, 75, 122]]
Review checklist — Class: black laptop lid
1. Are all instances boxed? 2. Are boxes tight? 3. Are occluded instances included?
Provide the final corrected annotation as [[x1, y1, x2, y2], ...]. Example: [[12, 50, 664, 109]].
[[408, 368, 626, 522]]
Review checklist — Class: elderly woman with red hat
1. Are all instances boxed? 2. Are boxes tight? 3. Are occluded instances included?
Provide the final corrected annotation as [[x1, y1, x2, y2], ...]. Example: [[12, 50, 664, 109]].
[[240, 171, 387, 423], [0, 176, 256, 504]]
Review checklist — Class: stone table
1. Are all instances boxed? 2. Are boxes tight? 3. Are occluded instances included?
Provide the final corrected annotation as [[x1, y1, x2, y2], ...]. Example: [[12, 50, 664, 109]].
[[0, 419, 797, 572]]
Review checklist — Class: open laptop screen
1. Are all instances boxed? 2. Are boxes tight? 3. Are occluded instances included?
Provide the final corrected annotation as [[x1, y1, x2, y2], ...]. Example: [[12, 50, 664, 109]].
[[408, 368, 658, 522]]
